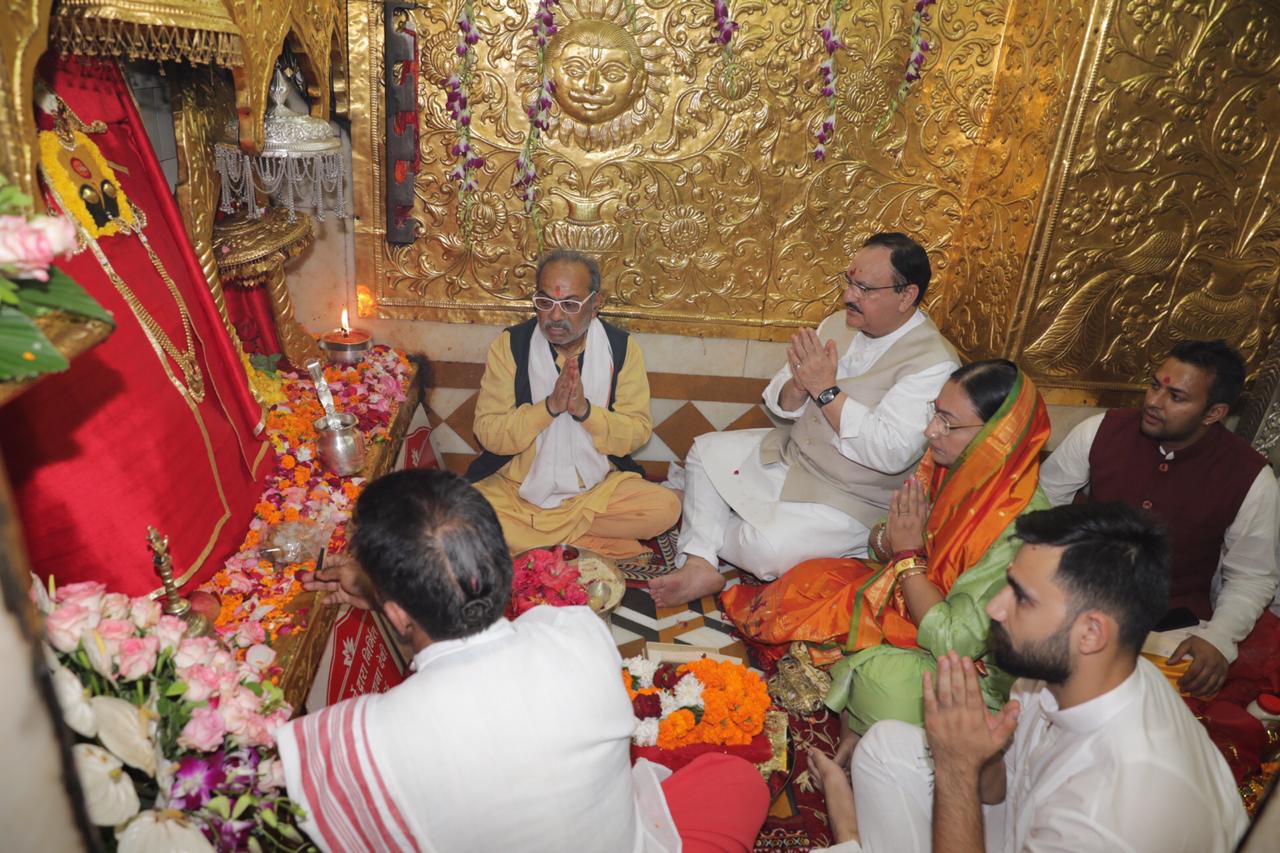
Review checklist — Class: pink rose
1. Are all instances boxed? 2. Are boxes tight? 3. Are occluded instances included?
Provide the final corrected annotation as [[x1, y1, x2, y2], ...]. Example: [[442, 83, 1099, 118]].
[[153, 615, 186, 652], [96, 618, 136, 643], [177, 663, 222, 702], [219, 685, 264, 743], [33, 215, 77, 257], [232, 620, 266, 648], [117, 636, 159, 681], [129, 597, 161, 630], [0, 215, 55, 280], [45, 602, 99, 653], [178, 706, 227, 752], [101, 593, 131, 621], [174, 637, 219, 669], [56, 580, 106, 610]]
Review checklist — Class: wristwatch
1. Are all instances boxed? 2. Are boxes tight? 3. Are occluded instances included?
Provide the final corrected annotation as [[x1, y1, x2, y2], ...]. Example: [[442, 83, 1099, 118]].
[[814, 386, 841, 407]]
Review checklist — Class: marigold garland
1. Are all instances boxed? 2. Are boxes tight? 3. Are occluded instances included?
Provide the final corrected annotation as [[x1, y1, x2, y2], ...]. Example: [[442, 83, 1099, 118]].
[[624, 656, 771, 750]]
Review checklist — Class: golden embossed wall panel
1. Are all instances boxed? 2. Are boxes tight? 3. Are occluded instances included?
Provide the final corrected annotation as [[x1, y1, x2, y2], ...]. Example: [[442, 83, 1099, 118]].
[[0, 0, 54, 203], [351, 0, 1280, 393], [939, 0, 1091, 360], [1014, 0, 1280, 390], [355, 0, 1023, 340]]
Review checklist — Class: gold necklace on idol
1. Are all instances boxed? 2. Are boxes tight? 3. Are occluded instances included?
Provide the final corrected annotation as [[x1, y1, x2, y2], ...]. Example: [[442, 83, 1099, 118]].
[[37, 95, 206, 403]]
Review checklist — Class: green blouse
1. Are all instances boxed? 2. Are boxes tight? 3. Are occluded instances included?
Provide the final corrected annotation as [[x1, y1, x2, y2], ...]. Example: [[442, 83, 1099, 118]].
[[825, 487, 1049, 734]]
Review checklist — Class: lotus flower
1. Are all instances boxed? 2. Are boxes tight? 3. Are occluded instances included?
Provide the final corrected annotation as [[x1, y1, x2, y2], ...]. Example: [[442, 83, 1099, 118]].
[[73, 743, 141, 826], [117, 809, 214, 853], [91, 696, 157, 776]]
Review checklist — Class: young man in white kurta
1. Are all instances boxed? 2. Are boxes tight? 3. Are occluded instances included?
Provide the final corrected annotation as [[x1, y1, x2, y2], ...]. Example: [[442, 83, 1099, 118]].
[[811, 503, 1248, 853], [825, 658, 1247, 853]]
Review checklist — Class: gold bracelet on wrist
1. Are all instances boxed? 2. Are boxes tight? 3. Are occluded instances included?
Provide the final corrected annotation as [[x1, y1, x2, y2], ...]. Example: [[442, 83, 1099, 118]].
[[896, 566, 928, 582]]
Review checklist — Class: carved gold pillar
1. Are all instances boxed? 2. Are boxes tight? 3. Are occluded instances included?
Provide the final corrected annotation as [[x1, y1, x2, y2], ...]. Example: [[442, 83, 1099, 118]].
[[213, 209, 322, 367], [0, 0, 54, 204]]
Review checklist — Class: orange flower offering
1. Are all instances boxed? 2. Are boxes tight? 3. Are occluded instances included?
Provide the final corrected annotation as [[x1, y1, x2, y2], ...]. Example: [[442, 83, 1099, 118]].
[[623, 656, 771, 750], [200, 346, 412, 647]]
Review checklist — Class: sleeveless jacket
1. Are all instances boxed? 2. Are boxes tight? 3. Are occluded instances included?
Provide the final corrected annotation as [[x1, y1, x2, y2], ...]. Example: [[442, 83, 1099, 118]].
[[759, 312, 958, 527], [465, 318, 644, 483], [1088, 408, 1266, 619]]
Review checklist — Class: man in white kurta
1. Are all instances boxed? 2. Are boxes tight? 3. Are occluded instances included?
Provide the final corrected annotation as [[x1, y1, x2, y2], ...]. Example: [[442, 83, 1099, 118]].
[[651, 233, 958, 606], [810, 503, 1248, 853], [278, 469, 769, 853]]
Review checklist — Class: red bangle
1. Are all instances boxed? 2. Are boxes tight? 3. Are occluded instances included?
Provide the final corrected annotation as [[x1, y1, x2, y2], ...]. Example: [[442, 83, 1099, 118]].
[[891, 549, 927, 562]]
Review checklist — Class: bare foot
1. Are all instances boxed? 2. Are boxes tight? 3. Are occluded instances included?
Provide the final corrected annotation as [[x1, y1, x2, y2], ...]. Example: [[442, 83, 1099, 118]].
[[648, 555, 726, 607], [808, 747, 860, 844]]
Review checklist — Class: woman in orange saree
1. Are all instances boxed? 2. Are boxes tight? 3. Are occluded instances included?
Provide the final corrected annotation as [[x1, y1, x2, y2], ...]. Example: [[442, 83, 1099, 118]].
[[721, 360, 1050, 735]]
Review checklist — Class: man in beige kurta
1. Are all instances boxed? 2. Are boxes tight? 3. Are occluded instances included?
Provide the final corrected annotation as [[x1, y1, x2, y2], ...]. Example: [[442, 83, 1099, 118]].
[[467, 249, 679, 558], [650, 233, 959, 606]]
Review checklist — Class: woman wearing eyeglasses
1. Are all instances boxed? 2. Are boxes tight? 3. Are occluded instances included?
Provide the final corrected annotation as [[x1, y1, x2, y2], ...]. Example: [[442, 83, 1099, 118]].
[[721, 359, 1050, 742]]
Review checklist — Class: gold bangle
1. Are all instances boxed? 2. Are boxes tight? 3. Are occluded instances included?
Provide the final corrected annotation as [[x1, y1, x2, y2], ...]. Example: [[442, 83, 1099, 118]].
[[896, 567, 928, 582]]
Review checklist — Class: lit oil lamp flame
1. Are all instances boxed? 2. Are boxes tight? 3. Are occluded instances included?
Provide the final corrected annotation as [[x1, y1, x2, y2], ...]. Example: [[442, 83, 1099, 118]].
[[340, 307, 350, 338]]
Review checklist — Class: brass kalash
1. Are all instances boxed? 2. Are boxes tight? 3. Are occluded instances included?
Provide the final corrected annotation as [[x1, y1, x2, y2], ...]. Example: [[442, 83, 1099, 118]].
[[146, 526, 214, 638]]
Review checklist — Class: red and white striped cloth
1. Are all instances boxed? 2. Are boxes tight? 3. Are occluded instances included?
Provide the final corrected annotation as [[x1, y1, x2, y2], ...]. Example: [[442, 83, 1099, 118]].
[[278, 696, 419, 852]]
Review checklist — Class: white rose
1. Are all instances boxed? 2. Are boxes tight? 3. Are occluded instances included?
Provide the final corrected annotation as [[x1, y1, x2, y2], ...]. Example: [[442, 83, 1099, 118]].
[[72, 744, 140, 827]]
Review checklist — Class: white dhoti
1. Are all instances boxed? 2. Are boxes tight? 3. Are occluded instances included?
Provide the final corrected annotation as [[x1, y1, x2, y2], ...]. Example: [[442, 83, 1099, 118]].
[[675, 429, 870, 581]]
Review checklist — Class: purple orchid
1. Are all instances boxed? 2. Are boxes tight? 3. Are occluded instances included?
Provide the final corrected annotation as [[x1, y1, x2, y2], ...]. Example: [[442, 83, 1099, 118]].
[[813, 10, 844, 160], [876, 0, 936, 135], [514, 0, 561, 221], [169, 753, 227, 811], [710, 0, 741, 52]]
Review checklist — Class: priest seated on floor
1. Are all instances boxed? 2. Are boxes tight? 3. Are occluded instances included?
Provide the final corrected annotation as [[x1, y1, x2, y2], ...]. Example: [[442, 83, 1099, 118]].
[[465, 248, 680, 559], [286, 469, 769, 852]]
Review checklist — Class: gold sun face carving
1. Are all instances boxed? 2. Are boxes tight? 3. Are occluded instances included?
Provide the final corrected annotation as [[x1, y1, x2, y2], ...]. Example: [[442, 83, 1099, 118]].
[[549, 20, 645, 124], [519, 0, 668, 151]]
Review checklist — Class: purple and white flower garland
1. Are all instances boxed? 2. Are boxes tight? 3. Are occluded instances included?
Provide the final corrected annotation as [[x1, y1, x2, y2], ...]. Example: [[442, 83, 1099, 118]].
[[443, 0, 482, 236], [813, 2, 845, 161], [514, 0, 559, 244], [710, 0, 740, 58], [876, 0, 936, 134]]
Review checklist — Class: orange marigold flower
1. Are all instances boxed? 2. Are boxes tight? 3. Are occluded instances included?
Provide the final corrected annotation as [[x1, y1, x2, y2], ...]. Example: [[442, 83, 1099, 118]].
[[657, 709, 699, 749], [281, 454, 297, 470]]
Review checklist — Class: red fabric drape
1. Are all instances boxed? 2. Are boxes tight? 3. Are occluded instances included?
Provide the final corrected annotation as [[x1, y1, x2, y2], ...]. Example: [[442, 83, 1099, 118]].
[[223, 282, 283, 357], [0, 56, 273, 595]]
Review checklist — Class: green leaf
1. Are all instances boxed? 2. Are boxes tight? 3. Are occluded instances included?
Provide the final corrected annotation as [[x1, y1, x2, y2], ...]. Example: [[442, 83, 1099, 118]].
[[261, 806, 278, 829], [0, 278, 20, 306], [0, 181, 33, 215], [17, 268, 114, 324], [248, 837, 264, 853], [249, 352, 282, 374], [232, 793, 254, 820], [243, 679, 265, 697], [0, 310, 68, 380], [206, 795, 231, 819], [166, 680, 189, 697]]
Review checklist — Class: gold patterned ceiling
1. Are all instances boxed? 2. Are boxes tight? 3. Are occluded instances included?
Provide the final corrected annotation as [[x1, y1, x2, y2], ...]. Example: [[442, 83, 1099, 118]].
[[349, 0, 1280, 398]]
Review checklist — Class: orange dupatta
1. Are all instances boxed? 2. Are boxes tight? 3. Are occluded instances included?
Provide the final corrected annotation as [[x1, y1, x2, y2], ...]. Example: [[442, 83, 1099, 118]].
[[720, 371, 1050, 655]]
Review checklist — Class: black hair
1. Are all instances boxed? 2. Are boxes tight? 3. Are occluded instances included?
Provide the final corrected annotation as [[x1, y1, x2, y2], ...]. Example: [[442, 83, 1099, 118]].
[[536, 248, 601, 294], [1014, 503, 1170, 653], [951, 359, 1018, 423], [350, 469, 513, 641], [1168, 339, 1247, 409], [863, 232, 932, 305]]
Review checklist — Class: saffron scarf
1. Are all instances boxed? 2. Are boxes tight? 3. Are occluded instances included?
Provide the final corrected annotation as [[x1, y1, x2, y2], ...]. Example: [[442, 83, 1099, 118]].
[[721, 371, 1050, 655]]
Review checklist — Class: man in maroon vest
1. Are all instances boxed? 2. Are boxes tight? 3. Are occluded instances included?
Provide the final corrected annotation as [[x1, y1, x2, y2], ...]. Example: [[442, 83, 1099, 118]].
[[1040, 340, 1279, 698]]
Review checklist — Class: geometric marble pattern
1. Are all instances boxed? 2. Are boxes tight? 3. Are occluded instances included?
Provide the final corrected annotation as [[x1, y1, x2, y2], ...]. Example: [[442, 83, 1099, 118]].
[[426, 359, 777, 478]]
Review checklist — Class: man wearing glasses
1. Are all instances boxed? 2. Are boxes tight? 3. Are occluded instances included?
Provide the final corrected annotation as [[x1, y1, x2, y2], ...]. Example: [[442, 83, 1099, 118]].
[[651, 232, 959, 606], [467, 248, 680, 559]]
